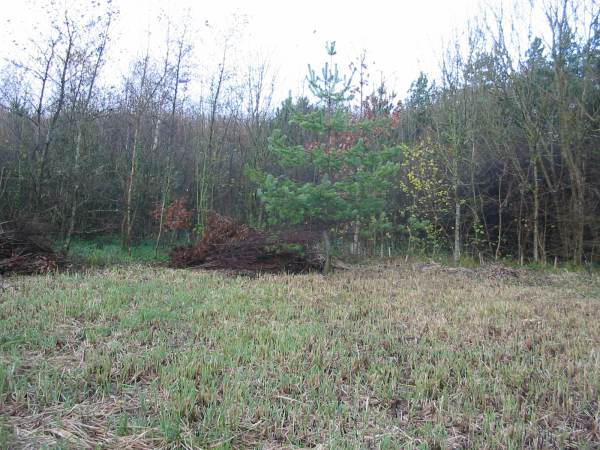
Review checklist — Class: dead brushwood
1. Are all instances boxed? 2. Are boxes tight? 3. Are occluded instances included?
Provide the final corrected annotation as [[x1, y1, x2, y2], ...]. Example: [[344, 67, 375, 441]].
[[169, 212, 323, 274], [0, 221, 65, 275]]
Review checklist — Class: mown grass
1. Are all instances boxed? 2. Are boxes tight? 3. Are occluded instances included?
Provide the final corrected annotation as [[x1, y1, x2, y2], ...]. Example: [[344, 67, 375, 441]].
[[0, 263, 599, 449]]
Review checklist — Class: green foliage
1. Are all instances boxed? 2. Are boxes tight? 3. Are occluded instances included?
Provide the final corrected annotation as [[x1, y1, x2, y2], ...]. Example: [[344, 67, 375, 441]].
[[307, 41, 355, 108], [256, 43, 403, 229], [267, 130, 310, 167], [259, 173, 347, 225], [400, 213, 446, 255], [258, 137, 403, 226], [399, 142, 452, 251]]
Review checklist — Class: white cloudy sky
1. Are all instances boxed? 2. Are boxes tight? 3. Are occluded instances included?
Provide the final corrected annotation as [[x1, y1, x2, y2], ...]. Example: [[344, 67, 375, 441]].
[[2, 0, 545, 103]]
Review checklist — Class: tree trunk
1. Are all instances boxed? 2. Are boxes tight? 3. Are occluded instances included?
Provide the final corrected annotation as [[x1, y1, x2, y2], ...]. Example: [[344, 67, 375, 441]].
[[572, 184, 585, 265], [352, 219, 360, 256], [518, 188, 525, 266], [322, 229, 333, 274], [495, 163, 507, 260], [533, 156, 539, 263], [64, 125, 83, 251], [123, 123, 140, 254], [154, 168, 171, 256], [453, 198, 461, 265]]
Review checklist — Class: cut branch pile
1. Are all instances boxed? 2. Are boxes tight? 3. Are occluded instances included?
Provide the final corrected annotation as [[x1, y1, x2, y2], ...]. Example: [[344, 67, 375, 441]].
[[169, 212, 323, 273], [0, 222, 65, 275]]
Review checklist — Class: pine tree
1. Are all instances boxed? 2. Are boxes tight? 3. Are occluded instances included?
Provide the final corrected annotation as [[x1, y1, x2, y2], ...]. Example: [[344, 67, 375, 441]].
[[253, 42, 403, 271]]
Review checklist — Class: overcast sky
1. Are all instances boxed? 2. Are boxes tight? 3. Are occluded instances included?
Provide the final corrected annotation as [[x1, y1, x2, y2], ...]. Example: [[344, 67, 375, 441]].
[[2, 0, 542, 103]]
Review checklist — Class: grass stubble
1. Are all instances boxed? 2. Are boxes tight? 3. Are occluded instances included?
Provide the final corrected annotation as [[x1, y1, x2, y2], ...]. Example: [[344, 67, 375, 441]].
[[0, 262, 599, 449]]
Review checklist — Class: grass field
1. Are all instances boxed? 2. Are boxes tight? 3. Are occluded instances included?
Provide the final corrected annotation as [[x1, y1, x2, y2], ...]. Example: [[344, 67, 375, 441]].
[[1, 262, 599, 449]]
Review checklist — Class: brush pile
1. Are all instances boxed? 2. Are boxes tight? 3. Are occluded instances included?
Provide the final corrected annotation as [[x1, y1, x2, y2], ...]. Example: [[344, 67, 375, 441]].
[[0, 221, 65, 275], [169, 211, 323, 273]]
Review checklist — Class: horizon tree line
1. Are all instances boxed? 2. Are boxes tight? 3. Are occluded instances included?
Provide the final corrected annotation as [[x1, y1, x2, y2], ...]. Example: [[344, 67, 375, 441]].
[[0, 0, 599, 266]]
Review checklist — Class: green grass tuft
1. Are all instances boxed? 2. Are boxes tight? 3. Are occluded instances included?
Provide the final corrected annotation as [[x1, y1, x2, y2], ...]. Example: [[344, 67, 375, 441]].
[[67, 239, 168, 267]]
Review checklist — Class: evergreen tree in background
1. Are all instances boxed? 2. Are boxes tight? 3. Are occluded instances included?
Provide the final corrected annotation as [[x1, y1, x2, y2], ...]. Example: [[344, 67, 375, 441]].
[[254, 42, 403, 270]]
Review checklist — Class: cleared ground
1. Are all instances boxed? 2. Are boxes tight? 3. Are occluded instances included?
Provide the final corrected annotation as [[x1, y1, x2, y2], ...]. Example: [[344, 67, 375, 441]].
[[0, 263, 599, 449]]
